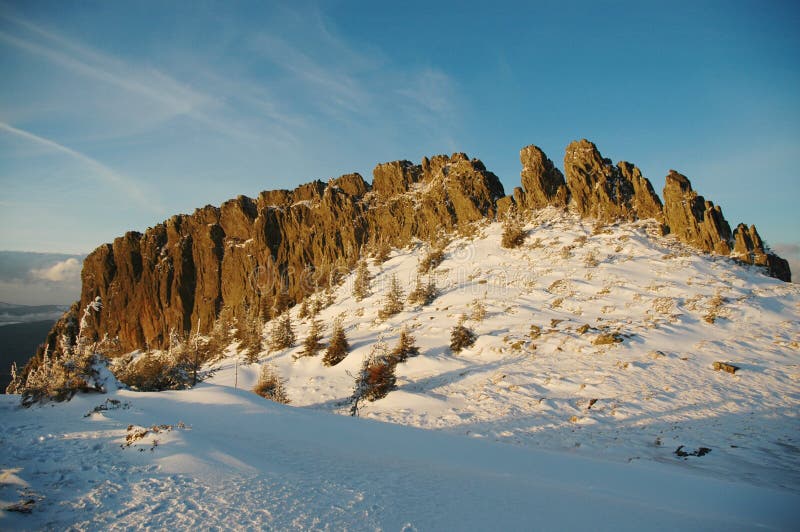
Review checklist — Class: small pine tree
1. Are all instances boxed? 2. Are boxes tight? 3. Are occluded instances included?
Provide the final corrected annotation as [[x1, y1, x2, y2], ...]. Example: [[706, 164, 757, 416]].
[[296, 317, 324, 359], [268, 313, 295, 351], [378, 274, 405, 320], [407, 274, 437, 306], [323, 316, 350, 367], [352, 257, 371, 301], [297, 297, 310, 320], [242, 315, 263, 364], [310, 291, 324, 316], [450, 315, 477, 353], [350, 339, 396, 416], [389, 326, 420, 363], [253, 363, 290, 404]]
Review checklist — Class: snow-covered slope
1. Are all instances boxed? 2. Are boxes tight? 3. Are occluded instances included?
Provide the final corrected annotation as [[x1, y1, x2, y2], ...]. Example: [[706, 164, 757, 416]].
[[215, 210, 800, 490], [2, 210, 798, 528]]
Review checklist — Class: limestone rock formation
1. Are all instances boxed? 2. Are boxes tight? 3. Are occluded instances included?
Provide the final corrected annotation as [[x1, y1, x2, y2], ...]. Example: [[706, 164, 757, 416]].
[[563, 140, 663, 223], [36, 141, 791, 364], [733, 224, 791, 282], [662, 171, 732, 256], [515, 145, 568, 210], [43, 153, 503, 355]]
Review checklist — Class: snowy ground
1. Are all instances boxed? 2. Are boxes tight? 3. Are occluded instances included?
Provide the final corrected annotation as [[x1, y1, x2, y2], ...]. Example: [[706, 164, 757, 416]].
[[1, 386, 798, 530], [2, 211, 799, 529]]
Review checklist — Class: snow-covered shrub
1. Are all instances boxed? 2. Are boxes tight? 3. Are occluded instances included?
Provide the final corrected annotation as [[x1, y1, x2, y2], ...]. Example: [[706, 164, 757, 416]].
[[470, 299, 487, 322], [323, 316, 349, 367], [113, 327, 211, 391], [378, 274, 405, 319], [450, 315, 477, 353], [501, 210, 527, 248], [13, 297, 107, 405], [253, 363, 290, 404], [117, 348, 197, 392], [352, 257, 371, 301]]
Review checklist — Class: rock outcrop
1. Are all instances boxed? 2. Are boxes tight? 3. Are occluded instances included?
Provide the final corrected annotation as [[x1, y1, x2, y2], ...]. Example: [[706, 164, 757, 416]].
[[39, 141, 790, 361], [662, 170, 732, 255], [515, 145, 568, 210], [732, 223, 791, 282], [563, 140, 663, 223], [43, 153, 503, 355]]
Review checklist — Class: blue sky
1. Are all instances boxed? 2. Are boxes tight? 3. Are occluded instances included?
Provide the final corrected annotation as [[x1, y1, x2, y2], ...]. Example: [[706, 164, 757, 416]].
[[1, 0, 799, 301]]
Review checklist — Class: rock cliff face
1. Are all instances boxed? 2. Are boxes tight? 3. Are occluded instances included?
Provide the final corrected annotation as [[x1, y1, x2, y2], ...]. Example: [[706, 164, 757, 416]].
[[42, 141, 790, 359], [43, 153, 503, 355]]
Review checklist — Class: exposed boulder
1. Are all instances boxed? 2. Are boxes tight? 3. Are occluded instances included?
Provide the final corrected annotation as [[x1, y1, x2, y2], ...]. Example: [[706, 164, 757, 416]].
[[662, 171, 732, 255], [563, 140, 662, 223]]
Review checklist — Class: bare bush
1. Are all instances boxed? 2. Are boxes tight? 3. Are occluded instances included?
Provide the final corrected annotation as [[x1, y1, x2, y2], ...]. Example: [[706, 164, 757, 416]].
[[501, 210, 527, 249], [253, 363, 290, 404], [470, 299, 487, 322]]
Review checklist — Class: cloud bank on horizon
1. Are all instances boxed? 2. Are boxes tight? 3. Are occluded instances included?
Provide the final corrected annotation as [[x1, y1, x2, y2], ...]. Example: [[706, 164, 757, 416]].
[[0, 251, 84, 306], [1, 2, 798, 274]]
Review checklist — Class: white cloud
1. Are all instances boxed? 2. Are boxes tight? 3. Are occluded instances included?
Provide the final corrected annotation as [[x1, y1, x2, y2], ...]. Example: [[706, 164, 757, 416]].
[[30, 258, 81, 282]]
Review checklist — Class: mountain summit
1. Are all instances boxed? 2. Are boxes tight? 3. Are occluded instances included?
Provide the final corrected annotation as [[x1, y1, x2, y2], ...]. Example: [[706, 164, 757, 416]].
[[34, 139, 787, 359]]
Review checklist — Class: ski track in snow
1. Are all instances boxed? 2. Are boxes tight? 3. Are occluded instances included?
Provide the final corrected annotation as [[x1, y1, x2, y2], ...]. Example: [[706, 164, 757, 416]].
[[2, 211, 799, 529]]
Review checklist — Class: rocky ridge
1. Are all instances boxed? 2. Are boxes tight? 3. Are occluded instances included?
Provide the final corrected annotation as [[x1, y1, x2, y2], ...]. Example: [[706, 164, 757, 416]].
[[38, 140, 790, 359]]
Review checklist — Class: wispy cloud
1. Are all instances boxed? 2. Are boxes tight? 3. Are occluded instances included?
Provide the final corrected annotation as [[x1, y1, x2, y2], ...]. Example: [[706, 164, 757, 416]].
[[0, 11, 287, 146], [247, 6, 461, 147], [0, 13, 206, 118], [0, 122, 156, 210], [252, 32, 371, 119]]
